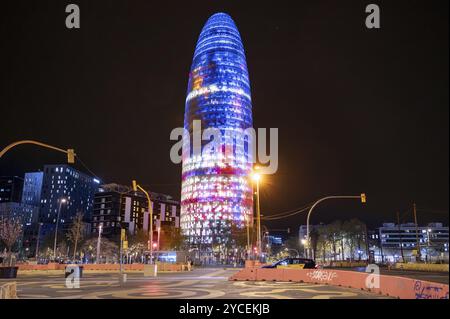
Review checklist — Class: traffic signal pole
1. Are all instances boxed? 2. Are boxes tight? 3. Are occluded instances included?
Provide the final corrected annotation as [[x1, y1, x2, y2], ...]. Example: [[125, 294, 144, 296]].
[[306, 194, 367, 259], [0, 140, 76, 163]]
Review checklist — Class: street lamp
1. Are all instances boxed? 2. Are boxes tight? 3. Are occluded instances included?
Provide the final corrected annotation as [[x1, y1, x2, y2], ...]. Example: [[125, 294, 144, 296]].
[[251, 171, 262, 261], [96, 224, 103, 264], [132, 180, 157, 276], [245, 214, 250, 259], [35, 222, 43, 260], [53, 198, 67, 261], [306, 194, 366, 259], [157, 226, 161, 251], [426, 229, 432, 263]]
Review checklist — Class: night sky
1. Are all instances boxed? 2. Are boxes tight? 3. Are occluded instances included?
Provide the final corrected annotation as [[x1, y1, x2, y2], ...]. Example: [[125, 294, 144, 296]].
[[1, 0, 448, 230]]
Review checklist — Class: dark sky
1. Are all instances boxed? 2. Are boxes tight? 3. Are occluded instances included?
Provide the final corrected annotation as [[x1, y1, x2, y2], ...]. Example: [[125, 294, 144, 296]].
[[1, 0, 448, 230]]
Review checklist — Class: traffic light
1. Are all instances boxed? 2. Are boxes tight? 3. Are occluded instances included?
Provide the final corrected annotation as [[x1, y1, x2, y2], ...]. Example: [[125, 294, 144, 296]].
[[67, 149, 75, 164], [361, 193, 367, 203], [132, 180, 138, 192]]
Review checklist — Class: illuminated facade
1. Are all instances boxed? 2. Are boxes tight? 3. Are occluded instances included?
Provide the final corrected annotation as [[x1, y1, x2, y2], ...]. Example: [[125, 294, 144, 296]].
[[181, 13, 254, 247]]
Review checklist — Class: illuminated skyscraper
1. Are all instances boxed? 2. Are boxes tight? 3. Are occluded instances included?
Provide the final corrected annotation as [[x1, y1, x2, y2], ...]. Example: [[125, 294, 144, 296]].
[[181, 13, 253, 248]]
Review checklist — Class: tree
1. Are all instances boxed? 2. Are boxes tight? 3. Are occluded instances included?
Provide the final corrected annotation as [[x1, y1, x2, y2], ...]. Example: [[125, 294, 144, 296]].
[[129, 229, 149, 246], [0, 217, 23, 266], [39, 229, 66, 259], [81, 237, 119, 263], [317, 227, 330, 263], [66, 212, 85, 260], [327, 220, 343, 261], [343, 219, 367, 261], [310, 228, 320, 260], [230, 223, 247, 249], [157, 225, 187, 251], [284, 236, 302, 256]]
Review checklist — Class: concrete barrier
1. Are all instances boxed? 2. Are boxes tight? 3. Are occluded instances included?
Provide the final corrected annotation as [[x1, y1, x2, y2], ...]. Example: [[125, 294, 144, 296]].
[[229, 268, 449, 299], [330, 261, 368, 268], [394, 263, 449, 273], [17, 262, 190, 272], [0, 282, 18, 299]]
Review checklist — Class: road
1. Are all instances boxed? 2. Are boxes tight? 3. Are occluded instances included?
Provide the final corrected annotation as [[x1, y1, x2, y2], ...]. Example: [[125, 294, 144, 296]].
[[2, 268, 392, 299]]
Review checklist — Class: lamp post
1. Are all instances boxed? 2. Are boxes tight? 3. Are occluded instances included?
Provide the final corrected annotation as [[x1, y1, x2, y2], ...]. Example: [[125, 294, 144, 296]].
[[96, 224, 102, 264], [245, 214, 250, 259], [426, 228, 432, 263], [35, 222, 43, 260], [157, 226, 161, 251], [251, 172, 262, 261], [53, 198, 67, 261], [132, 180, 156, 276], [306, 194, 366, 259], [300, 239, 307, 257]]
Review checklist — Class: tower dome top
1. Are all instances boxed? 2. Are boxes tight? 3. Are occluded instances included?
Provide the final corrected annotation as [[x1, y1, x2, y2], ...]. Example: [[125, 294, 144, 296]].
[[193, 12, 244, 61]]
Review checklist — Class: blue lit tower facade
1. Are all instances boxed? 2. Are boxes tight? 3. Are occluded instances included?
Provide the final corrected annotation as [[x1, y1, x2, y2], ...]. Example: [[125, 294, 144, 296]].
[[181, 13, 253, 248]]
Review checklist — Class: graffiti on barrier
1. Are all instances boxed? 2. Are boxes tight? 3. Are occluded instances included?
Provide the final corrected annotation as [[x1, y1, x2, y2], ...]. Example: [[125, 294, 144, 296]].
[[306, 270, 337, 282], [414, 280, 449, 299]]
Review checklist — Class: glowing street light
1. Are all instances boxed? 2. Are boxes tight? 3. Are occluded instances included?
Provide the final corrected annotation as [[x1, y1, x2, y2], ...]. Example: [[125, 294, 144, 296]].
[[251, 168, 262, 261], [251, 172, 261, 182], [53, 198, 67, 261]]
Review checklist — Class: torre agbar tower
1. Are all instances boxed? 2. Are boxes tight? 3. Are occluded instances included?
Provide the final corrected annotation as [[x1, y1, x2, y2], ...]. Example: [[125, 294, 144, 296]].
[[181, 13, 254, 248]]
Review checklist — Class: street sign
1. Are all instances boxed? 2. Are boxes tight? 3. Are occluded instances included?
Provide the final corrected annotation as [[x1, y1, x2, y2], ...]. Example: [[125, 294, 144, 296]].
[[121, 229, 126, 241], [123, 241, 128, 250]]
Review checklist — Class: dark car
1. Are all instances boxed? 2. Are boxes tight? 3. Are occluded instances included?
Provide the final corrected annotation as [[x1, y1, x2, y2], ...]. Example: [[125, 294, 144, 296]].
[[262, 257, 317, 269]]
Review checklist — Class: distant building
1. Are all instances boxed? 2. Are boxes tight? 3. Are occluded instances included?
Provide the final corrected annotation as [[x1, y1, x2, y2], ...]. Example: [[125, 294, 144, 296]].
[[0, 176, 23, 203], [0, 175, 38, 225], [266, 235, 283, 246], [92, 183, 180, 242], [0, 202, 38, 225], [17, 165, 99, 257], [379, 222, 449, 263], [298, 224, 325, 242], [38, 164, 99, 233], [22, 172, 44, 207]]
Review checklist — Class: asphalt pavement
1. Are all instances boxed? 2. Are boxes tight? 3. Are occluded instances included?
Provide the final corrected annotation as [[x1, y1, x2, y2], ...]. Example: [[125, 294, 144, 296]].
[[1, 268, 393, 299]]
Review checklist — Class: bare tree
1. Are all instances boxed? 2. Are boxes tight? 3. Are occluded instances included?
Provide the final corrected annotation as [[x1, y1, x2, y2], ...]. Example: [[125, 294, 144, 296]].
[[81, 237, 119, 263], [0, 217, 23, 266], [327, 221, 343, 261], [66, 212, 85, 260]]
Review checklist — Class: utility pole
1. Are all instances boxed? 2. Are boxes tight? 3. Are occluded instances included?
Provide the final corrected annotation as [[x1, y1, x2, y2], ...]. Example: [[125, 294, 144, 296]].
[[246, 215, 250, 259], [132, 180, 156, 276], [53, 198, 67, 261], [413, 203, 421, 262], [397, 212, 405, 263], [96, 224, 102, 264], [254, 176, 261, 260], [35, 222, 43, 260]]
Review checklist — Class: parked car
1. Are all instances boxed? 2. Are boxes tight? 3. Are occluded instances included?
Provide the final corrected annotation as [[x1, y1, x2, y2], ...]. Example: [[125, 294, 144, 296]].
[[262, 257, 317, 269]]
